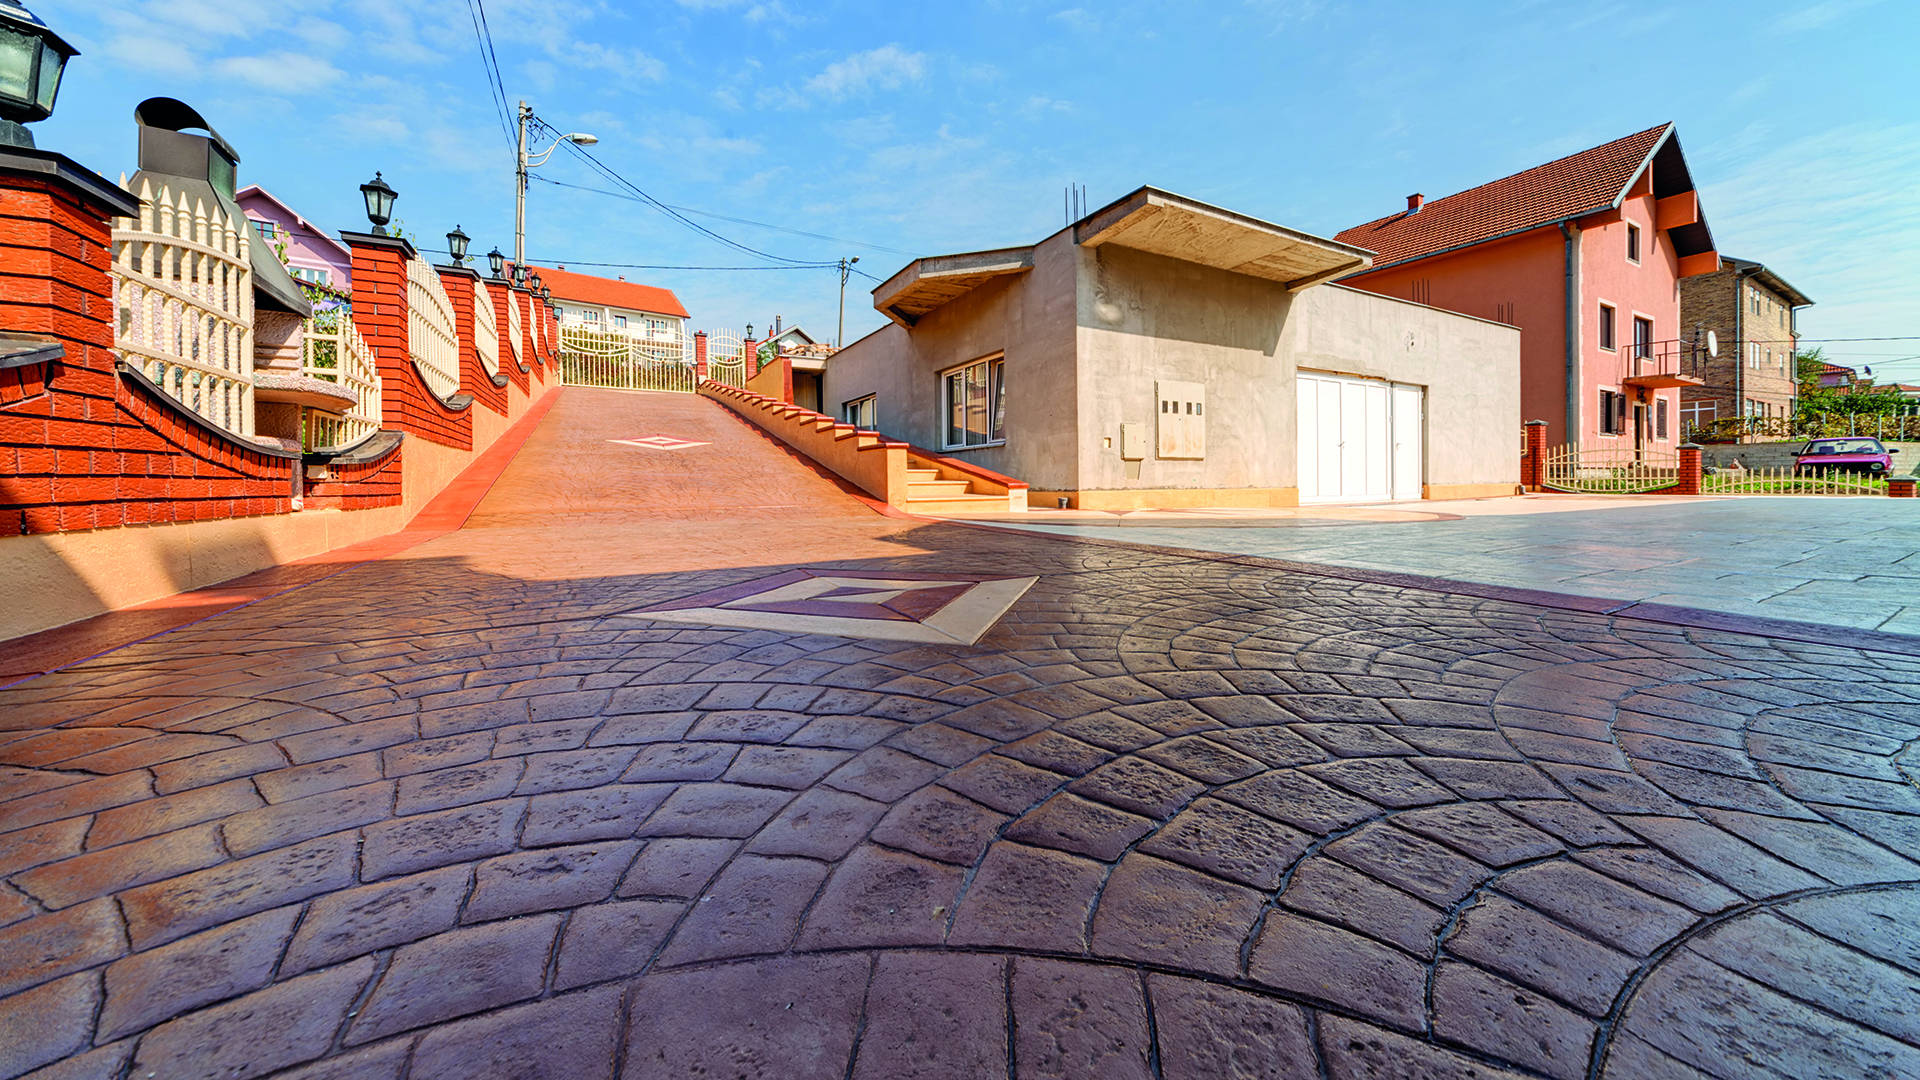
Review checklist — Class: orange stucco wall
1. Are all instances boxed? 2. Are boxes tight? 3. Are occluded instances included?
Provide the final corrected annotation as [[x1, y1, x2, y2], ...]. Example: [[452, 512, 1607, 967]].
[[1342, 175, 1692, 447]]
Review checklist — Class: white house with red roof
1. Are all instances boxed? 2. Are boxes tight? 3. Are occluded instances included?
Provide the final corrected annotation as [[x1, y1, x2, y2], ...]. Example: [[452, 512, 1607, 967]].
[[536, 265, 689, 343]]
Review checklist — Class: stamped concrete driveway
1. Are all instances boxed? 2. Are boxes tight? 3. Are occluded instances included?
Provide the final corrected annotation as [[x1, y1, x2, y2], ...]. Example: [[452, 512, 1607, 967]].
[[975, 495, 1920, 637], [2, 388, 1919, 1079]]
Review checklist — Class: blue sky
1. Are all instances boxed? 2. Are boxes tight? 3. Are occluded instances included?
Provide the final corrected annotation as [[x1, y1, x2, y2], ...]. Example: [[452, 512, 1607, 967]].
[[34, 0, 1920, 375]]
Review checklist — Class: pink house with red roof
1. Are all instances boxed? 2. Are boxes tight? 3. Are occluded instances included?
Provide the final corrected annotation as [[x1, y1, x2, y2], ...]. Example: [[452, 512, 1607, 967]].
[[1335, 124, 1719, 447]]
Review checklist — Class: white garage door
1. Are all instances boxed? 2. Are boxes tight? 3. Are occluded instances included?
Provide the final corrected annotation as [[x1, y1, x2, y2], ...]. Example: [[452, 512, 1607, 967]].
[[1297, 373, 1425, 503]]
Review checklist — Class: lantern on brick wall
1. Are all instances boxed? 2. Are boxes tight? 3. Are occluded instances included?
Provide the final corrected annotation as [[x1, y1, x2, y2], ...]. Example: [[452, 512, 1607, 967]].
[[538, 285, 551, 303], [445, 224, 470, 264], [359, 171, 396, 234], [0, 1, 77, 148], [512, 263, 528, 288], [487, 246, 505, 279]]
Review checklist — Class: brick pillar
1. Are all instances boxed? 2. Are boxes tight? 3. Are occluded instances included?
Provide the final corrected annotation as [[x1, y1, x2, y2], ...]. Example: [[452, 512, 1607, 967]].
[[1676, 443, 1703, 495], [343, 231, 472, 449], [1888, 475, 1917, 499], [743, 336, 758, 379], [693, 331, 709, 382], [1522, 420, 1548, 490]]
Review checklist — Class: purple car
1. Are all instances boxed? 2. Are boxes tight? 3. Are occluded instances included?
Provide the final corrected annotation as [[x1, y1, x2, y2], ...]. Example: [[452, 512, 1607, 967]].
[[1795, 437, 1897, 475]]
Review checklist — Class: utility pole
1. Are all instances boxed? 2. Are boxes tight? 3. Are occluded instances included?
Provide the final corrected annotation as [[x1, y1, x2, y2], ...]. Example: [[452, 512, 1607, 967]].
[[515, 101, 531, 274], [837, 256, 859, 347]]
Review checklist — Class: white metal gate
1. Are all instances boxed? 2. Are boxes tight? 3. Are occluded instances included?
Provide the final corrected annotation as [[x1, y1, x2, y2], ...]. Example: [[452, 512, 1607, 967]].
[[559, 324, 695, 392], [1297, 372, 1425, 502], [705, 330, 747, 390]]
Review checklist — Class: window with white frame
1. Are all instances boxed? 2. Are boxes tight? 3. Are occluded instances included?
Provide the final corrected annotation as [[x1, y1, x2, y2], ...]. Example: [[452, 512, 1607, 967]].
[[1626, 223, 1641, 263], [842, 394, 876, 429], [1633, 317, 1653, 360], [1655, 398, 1668, 440], [1599, 388, 1626, 435], [583, 309, 601, 324], [942, 355, 1005, 449], [1681, 399, 1715, 432], [1598, 304, 1616, 351], [613, 315, 628, 329]]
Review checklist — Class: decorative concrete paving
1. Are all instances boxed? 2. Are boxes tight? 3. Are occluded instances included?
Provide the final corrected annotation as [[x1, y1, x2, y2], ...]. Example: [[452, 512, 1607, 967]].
[[2, 388, 1919, 1079], [970, 496, 1920, 635]]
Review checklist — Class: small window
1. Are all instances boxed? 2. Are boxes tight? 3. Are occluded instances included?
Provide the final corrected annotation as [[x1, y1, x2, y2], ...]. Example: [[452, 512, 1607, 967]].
[[1656, 399, 1668, 440], [841, 394, 876, 429], [613, 315, 628, 329], [583, 310, 601, 324], [1633, 317, 1653, 360], [1599, 389, 1626, 435], [1599, 304, 1616, 351], [1626, 223, 1641, 263], [941, 355, 1005, 449], [252, 219, 278, 240]]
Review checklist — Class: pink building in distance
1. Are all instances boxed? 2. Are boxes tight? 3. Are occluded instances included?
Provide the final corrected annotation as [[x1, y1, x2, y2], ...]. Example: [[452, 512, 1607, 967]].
[[236, 185, 354, 292]]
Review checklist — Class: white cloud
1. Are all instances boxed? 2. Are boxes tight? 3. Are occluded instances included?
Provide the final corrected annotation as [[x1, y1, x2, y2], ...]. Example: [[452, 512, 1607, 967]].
[[558, 41, 668, 82], [1023, 96, 1075, 114], [1050, 8, 1099, 31], [803, 45, 927, 100], [215, 52, 346, 93], [1770, 0, 1883, 32]]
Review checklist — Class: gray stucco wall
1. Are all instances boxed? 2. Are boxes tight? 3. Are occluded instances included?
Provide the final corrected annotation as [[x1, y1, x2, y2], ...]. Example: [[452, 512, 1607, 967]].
[[824, 231, 1521, 500], [821, 233, 1080, 491]]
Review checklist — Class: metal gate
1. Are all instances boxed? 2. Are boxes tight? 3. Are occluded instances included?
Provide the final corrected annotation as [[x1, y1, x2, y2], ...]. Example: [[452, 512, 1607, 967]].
[[559, 325, 696, 392], [1539, 443, 1679, 494], [559, 326, 752, 392], [705, 330, 747, 389]]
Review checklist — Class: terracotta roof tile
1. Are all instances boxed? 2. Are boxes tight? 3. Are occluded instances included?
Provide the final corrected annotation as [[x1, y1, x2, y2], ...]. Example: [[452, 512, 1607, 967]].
[[526, 265, 689, 319], [1335, 124, 1671, 268]]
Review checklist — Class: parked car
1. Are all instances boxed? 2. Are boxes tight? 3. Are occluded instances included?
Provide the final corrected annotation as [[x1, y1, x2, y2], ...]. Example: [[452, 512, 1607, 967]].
[[1794, 437, 1897, 475]]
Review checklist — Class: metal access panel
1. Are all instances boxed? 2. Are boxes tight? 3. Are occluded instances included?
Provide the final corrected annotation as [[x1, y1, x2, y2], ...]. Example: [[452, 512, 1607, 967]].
[[1156, 380, 1206, 459]]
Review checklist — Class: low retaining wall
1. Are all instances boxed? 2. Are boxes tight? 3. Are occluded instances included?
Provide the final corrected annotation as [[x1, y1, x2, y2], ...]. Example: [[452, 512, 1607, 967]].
[[1700, 439, 1920, 471], [699, 380, 906, 506]]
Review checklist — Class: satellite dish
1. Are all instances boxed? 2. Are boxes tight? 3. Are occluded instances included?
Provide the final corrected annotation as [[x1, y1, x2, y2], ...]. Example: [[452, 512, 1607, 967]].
[[1705, 330, 1719, 358]]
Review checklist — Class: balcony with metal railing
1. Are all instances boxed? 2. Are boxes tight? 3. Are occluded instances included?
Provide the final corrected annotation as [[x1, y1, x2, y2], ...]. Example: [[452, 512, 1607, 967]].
[[1608, 338, 1708, 391]]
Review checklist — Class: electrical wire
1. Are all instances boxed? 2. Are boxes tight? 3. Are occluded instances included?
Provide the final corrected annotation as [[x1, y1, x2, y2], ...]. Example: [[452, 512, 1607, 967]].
[[464, 0, 517, 157], [525, 174, 916, 258], [415, 248, 842, 271]]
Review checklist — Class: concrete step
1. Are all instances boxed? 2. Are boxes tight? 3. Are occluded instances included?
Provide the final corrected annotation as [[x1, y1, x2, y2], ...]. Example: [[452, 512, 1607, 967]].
[[904, 493, 1011, 515], [905, 468, 941, 482], [906, 479, 973, 499]]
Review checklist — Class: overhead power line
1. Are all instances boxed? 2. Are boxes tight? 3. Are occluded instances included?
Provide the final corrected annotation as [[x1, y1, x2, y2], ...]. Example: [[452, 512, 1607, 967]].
[[415, 247, 842, 272], [464, 0, 516, 156], [526, 174, 915, 258]]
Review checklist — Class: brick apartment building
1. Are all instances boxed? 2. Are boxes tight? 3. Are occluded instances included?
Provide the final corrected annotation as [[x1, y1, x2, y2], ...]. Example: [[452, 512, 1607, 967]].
[[1678, 256, 1812, 432]]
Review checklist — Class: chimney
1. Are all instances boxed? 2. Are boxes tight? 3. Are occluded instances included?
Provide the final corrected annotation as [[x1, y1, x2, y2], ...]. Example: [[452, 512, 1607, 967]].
[[774, 315, 783, 334], [1406, 193, 1423, 214]]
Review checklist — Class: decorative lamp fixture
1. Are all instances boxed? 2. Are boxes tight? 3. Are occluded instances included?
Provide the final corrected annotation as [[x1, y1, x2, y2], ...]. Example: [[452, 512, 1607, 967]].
[[0, 1, 77, 149], [512, 263, 528, 288], [359, 171, 397, 235], [538, 285, 551, 302], [445, 224, 470, 264], [487, 246, 505, 279], [528, 271, 543, 292], [745, 323, 754, 339]]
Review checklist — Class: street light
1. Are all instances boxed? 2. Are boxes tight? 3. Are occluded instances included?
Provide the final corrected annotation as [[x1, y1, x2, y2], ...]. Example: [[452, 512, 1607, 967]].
[[359, 171, 397, 235], [514, 100, 598, 274], [512, 263, 528, 288], [837, 256, 860, 348], [0, 1, 76, 149], [445, 224, 471, 265], [487, 246, 505, 279]]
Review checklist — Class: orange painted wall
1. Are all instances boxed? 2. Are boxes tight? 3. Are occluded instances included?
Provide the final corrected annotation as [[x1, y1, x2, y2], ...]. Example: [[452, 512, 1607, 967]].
[[1341, 227, 1569, 438], [1342, 180, 1692, 446]]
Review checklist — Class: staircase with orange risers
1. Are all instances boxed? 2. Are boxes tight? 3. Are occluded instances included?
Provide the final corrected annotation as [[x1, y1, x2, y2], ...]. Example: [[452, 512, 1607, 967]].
[[697, 381, 1028, 515]]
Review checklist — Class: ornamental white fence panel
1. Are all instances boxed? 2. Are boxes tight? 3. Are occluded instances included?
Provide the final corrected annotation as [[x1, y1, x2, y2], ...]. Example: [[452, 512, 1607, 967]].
[[111, 177, 255, 436], [404, 252, 461, 401], [705, 329, 747, 389], [473, 278, 501, 378], [298, 304, 382, 450], [505, 285, 525, 371]]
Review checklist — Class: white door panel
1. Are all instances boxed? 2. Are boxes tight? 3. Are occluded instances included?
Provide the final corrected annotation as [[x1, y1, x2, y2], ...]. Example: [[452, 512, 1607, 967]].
[[1298, 373, 1425, 503]]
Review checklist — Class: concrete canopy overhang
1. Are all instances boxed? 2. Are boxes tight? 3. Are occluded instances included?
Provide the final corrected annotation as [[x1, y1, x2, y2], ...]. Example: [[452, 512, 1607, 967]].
[[872, 246, 1034, 327], [1074, 187, 1373, 290]]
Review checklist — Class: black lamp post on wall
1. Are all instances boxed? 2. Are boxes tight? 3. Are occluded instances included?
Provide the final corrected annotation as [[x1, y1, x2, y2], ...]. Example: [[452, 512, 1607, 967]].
[[359, 171, 397, 235], [445, 224, 470, 264], [0, 1, 77, 149], [487, 246, 505, 279]]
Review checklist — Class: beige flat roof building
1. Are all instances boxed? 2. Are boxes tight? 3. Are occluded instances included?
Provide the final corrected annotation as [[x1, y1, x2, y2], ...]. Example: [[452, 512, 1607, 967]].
[[823, 187, 1523, 510]]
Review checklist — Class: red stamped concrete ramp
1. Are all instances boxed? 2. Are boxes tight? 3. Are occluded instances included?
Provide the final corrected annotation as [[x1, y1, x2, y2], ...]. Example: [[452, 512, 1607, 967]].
[[1, 386, 1916, 1079]]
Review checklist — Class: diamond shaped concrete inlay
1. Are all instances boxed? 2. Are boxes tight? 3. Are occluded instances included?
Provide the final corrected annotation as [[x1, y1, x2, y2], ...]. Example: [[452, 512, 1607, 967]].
[[610, 435, 710, 450], [619, 568, 1038, 643]]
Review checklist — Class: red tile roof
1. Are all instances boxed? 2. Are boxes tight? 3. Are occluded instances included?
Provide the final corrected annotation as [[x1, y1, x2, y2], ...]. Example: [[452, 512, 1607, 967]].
[[526, 264, 688, 319], [1335, 124, 1672, 269]]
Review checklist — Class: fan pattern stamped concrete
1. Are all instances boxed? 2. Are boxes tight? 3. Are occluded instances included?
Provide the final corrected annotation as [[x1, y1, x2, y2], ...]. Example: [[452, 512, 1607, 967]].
[[0, 389, 1917, 1080]]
